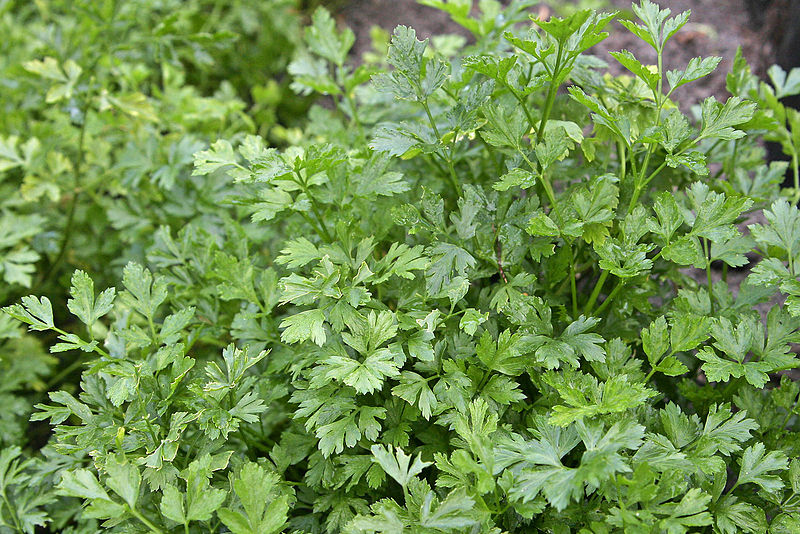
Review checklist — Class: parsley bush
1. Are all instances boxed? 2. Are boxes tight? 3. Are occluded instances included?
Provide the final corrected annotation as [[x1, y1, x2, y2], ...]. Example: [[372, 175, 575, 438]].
[[3, 0, 800, 532]]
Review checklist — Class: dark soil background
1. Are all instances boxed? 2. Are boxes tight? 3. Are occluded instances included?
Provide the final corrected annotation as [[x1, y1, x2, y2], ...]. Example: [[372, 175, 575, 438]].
[[337, 0, 783, 108]]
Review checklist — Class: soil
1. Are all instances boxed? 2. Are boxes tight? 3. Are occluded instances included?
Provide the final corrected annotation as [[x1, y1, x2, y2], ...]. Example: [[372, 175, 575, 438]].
[[337, 0, 779, 108]]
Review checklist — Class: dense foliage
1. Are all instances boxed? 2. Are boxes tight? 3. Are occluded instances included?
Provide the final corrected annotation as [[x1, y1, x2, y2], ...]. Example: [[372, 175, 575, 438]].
[[2, 0, 800, 532]]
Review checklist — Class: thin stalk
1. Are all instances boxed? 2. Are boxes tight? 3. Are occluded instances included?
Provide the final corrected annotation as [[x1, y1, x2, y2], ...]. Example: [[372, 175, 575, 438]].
[[1, 488, 21, 532], [592, 280, 625, 316], [526, 43, 564, 212], [780, 389, 800, 429], [727, 138, 739, 179], [298, 212, 328, 243], [335, 63, 363, 132], [479, 134, 503, 177], [521, 152, 557, 209], [422, 99, 461, 195], [475, 369, 491, 394], [792, 151, 800, 204], [703, 238, 714, 315], [536, 45, 564, 145], [641, 161, 667, 190], [147, 315, 158, 344], [584, 270, 609, 315], [569, 242, 578, 318], [45, 357, 86, 388], [308, 199, 333, 242], [41, 110, 89, 284], [129, 507, 164, 534], [509, 85, 537, 133], [644, 350, 675, 383], [628, 147, 655, 213], [627, 48, 665, 213], [38, 0, 122, 287], [344, 91, 362, 131], [292, 171, 332, 242]]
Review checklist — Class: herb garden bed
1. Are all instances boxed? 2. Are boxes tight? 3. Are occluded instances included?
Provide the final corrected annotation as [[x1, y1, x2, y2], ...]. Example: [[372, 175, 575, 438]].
[[1, 1, 799, 533]]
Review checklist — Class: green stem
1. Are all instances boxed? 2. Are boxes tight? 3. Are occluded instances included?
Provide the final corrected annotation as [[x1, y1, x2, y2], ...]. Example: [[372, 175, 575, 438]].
[[627, 48, 665, 214], [292, 171, 332, 242], [617, 140, 627, 185], [41, 106, 90, 284], [704, 238, 714, 315], [344, 90, 362, 131], [129, 507, 164, 534], [584, 270, 609, 315], [521, 152, 557, 209], [147, 315, 158, 344], [46, 356, 86, 388], [628, 145, 655, 213], [536, 45, 564, 146], [509, 85, 537, 133], [779, 388, 800, 429], [592, 280, 625, 316], [402, 485, 411, 506], [475, 369, 491, 394], [528, 44, 565, 211], [308, 199, 333, 242], [422, 99, 461, 195], [792, 151, 800, 204], [1, 488, 21, 532], [569, 242, 578, 318], [644, 350, 674, 383]]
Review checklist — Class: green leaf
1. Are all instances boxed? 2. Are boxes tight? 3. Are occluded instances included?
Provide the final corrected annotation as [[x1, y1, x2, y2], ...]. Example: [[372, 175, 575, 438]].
[[120, 262, 167, 321], [610, 49, 659, 92], [480, 103, 527, 151], [493, 167, 537, 191], [304, 8, 354, 67], [193, 139, 245, 178], [104, 454, 140, 508], [372, 25, 447, 101], [392, 371, 437, 419], [713, 495, 766, 534], [159, 485, 186, 523], [618, 0, 688, 52], [459, 308, 488, 336], [735, 443, 788, 493], [325, 350, 400, 394], [657, 488, 712, 533], [370, 444, 432, 489], [697, 97, 757, 142], [57, 470, 110, 502], [767, 64, 800, 99], [4, 296, 55, 332], [67, 270, 115, 329], [526, 211, 560, 237], [669, 314, 710, 353], [642, 316, 669, 364], [280, 309, 327, 346], [666, 56, 721, 93], [218, 462, 291, 534], [425, 242, 476, 296], [750, 199, 800, 256], [547, 373, 656, 426], [477, 330, 525, 376]]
